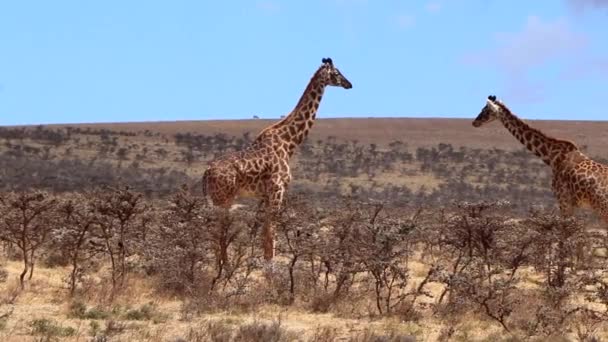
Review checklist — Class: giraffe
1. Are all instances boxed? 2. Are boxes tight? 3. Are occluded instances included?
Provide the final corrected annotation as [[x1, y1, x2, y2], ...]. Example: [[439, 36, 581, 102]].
[[202, 57, 352, 261], [472, 95, 608, 222]]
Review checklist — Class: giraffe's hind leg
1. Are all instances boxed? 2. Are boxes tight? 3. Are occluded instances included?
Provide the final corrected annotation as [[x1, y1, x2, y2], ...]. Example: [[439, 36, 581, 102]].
[[557, 197, 575, 217], [203, 167, 240, 270], [584, 193, 608, 266], [262, 178, 286, 261], [592, 188, 608, 224], [262, 209, 278, 262]]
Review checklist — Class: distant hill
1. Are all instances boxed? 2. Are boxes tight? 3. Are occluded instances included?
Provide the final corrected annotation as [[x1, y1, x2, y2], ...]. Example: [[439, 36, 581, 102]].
[[39, 117, 608, 156], [2, 117, 607, 210]]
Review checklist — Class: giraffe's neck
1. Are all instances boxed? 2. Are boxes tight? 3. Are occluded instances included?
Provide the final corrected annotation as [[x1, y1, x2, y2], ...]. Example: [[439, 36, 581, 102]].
[[497, 104, 578, 168], [273, 72, 326, 156]]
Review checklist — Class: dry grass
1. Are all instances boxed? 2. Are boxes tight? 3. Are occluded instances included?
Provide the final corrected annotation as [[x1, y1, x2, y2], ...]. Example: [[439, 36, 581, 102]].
[[0, 257, 532, 342], [2, 252, 606, 342]]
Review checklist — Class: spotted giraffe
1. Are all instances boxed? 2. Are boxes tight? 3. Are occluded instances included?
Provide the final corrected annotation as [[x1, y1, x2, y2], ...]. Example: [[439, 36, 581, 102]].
[[473, 95, 608, 221], [202, 57, 352, 261]]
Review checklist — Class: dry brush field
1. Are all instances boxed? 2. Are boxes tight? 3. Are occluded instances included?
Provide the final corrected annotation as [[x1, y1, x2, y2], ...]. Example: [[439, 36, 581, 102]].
[[2, 118, 608, 341]]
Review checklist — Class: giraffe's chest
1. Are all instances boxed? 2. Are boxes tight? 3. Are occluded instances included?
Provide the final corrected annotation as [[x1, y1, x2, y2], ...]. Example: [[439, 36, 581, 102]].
[[556, 160, 608, 202], [237, 188, 258, 198], [237, 176, 269, 197]]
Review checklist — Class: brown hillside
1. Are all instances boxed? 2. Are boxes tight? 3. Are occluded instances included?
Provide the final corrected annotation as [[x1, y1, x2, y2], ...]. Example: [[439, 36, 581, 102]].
[[43, 117, 608, 156], [2, 117, 607, 209]]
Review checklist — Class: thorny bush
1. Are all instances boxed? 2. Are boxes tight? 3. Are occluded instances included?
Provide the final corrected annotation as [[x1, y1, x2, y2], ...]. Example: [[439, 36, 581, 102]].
[[90, 186, 149, 292], [1, 190, 608, 338], [52, 192, 101, 295], [0, 190, 57, 288], [428, 200, 602, 338]]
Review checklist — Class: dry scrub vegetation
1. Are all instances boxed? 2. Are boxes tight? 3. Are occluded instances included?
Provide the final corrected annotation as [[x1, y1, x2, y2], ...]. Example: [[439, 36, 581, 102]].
[[2, 123, 608, 340], [1, 186, 608, 341]]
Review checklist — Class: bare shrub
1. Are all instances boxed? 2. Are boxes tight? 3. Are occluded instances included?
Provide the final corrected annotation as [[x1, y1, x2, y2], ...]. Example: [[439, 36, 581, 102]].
[[525, 211, 589, 287], [284, 198, 429, 318], [315, 198, 368, 304], [207, 208, 251, 292], [179, 210, 258, 313], [2, 184, 608, 338], [0, 191, 57, 288], [355, 203, 423, 316], [275, 195, 322, 305], [317, 200, 428, 317], [91, 186, 148, 292], [427, 201, 599, 337], [144, 185, 213, 295], [432, 201, 531, 332], [505, 212, 594, 337], [52, 192, 100, 294], [144, 187, 260, 315]]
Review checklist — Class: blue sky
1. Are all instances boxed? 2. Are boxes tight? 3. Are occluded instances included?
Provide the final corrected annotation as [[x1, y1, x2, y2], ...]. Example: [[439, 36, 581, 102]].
[[0, 0, 607, 125]]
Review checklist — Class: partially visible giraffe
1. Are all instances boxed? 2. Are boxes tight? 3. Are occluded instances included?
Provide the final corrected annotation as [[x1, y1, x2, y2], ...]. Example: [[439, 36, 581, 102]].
[[472, 95, 608, 222], [202, 57, 352, 261]]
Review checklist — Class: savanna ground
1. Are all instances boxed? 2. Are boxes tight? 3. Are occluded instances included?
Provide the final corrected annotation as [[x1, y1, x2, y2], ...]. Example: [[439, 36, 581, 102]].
[[2, 118, 608, 341]]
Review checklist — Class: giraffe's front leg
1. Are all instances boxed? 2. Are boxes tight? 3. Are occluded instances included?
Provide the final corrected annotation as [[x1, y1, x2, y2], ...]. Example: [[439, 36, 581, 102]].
[[557, 196, 575, 218], [552, 174, 590, 265], [262, 179, 286, 261], [552, 174, 575, 217], [249, 198, 266, 239]]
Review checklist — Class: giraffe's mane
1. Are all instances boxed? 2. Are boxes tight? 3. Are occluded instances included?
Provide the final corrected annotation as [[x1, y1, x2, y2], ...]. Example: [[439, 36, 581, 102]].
[[494, 99, 579, 151], [254, 115, 291, 140]]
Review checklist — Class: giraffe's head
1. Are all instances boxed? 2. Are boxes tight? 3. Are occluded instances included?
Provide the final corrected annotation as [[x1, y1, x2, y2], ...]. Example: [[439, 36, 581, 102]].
[[472, 95, 503, 127], [317, 58, 352, 89]]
